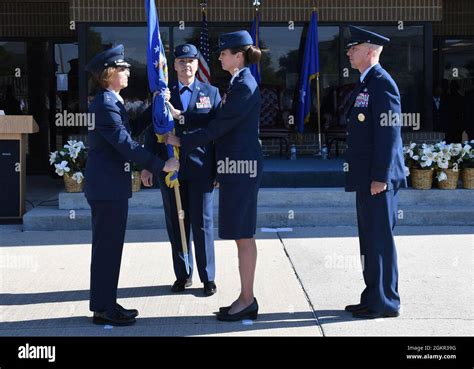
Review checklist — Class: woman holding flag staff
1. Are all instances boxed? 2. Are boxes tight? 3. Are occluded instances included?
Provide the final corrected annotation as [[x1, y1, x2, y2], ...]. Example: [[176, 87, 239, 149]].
[[84, 44, 179, 326], [165, 30, 263, 322]]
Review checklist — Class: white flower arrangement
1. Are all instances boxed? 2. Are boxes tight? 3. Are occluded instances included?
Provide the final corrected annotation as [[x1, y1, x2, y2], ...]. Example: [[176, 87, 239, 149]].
[[460, 140, 474, 169], [71, 172, 84, 184], [54, 160, 70, 176], [432, 141, 464, 182], [49, 140, 87, 184], [404, 141, 467, 182], [420, 144, 438, 168], [64, 140, 86, 160], [403, 142, 436, 174]]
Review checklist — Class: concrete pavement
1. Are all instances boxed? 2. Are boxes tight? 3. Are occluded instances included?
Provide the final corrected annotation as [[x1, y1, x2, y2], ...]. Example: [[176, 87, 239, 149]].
[[0, 226, 472, 336], [280, 226, 474, 336], [0, 229, 320, 336]]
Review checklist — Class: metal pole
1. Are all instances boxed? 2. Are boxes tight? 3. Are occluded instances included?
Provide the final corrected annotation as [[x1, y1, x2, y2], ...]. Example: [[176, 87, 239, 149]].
[[316, 72, 322, 156], [174, 184, 190, 274]]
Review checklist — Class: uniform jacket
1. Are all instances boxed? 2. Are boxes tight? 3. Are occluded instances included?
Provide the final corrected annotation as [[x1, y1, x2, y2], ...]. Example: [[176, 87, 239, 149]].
[[345, 64, 407, 192], [85, 89, 164, 200], [180, 68, 263, 183]]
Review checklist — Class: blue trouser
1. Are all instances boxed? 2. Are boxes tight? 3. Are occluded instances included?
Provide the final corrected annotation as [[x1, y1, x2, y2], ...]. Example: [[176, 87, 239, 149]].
[[158, 174, 215, 283], [88, 198, 128, 312], [356, 188, 400, 313]]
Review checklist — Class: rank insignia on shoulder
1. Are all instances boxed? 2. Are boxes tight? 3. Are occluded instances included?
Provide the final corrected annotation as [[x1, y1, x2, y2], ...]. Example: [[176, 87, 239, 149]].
[[358, 113, 366, 122]]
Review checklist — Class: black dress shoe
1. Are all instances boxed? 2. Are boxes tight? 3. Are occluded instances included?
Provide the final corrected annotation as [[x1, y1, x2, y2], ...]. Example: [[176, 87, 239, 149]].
[[93, 308, 136, 326], [352, 309, 400, 319], [203, 281, 217, 296], [345, 303, 368, 312], [116, 303, 138, 319], [219, 305, 232, 313], [171, 279, 192, 292], [217, 298, 258, 321]]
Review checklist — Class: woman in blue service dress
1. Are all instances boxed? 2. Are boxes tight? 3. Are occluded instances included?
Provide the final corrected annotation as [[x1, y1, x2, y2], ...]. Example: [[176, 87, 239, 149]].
[[165, 30, 263, 321], [84, 44, 179, 326]]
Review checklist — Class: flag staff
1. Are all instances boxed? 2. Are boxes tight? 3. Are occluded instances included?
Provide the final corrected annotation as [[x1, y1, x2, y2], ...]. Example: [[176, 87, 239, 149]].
[[314, 2, 322, 156], [145, 0, 190, 273], [250, 0, 261, 83]]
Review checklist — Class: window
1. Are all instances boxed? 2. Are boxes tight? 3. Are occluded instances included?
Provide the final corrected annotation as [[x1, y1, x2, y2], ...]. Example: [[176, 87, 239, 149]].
[[440, 39, 474, 92], [436, 38, 474, 139], [87, 26, 170, 119], [0, 42, 28, 115], [84, 24, 426, 133], [258, 26, 304, 111]]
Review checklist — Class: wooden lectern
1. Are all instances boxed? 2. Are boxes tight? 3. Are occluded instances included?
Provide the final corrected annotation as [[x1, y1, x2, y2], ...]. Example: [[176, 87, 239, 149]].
[[0, 116, 39, 219]]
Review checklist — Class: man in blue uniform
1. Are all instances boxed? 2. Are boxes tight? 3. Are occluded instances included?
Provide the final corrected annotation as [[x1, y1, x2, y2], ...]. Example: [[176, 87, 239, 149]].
[[141, 44, 221, 296], [344, 26, 407, 319], [84, 45, 178, 326]]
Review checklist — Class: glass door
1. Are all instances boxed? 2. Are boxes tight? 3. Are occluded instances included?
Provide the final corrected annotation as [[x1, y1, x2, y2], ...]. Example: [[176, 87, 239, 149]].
[[51, 42, 79, 151]]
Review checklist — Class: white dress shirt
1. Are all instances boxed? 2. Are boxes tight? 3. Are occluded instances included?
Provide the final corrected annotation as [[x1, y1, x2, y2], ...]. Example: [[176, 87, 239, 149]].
[[107, 88, 124, 104], [230, 67, 249, 85], [360, 63, 378, 83]]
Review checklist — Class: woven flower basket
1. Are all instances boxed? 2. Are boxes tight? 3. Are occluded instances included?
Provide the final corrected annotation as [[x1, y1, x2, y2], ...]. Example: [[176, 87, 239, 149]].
[[63, 172, 84, 193], [132, 171, 142, 192], [461, 168, 474, 189], [411, 168, 433, 190], [437, 169, 460, 190]]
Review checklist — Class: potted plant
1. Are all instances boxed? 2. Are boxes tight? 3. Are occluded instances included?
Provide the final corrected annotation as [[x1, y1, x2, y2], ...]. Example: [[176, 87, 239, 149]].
[[403, 142, 435, 190], [460, 140, 474, 189], [433, 142, 463, 190], [49, 140, 87, 192], [131, 162, 142, 192]]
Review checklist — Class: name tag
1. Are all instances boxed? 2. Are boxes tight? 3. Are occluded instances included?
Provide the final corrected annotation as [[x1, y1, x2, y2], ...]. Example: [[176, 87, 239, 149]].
[[196, 96, 212, 109], [354, 93, 369, 108]]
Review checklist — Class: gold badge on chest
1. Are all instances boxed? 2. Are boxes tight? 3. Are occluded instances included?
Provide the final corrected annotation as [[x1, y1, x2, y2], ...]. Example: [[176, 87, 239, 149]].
[[358, 113, 365, 122]]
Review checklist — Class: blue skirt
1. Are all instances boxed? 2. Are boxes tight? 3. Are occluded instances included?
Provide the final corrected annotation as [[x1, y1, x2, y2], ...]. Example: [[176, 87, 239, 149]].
[[218, 178, 262, 240]]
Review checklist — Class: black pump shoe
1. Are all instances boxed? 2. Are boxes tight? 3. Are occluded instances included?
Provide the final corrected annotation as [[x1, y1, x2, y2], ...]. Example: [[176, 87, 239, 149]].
[[219, 305, 232, 313], [217, 298, 258, 321]]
